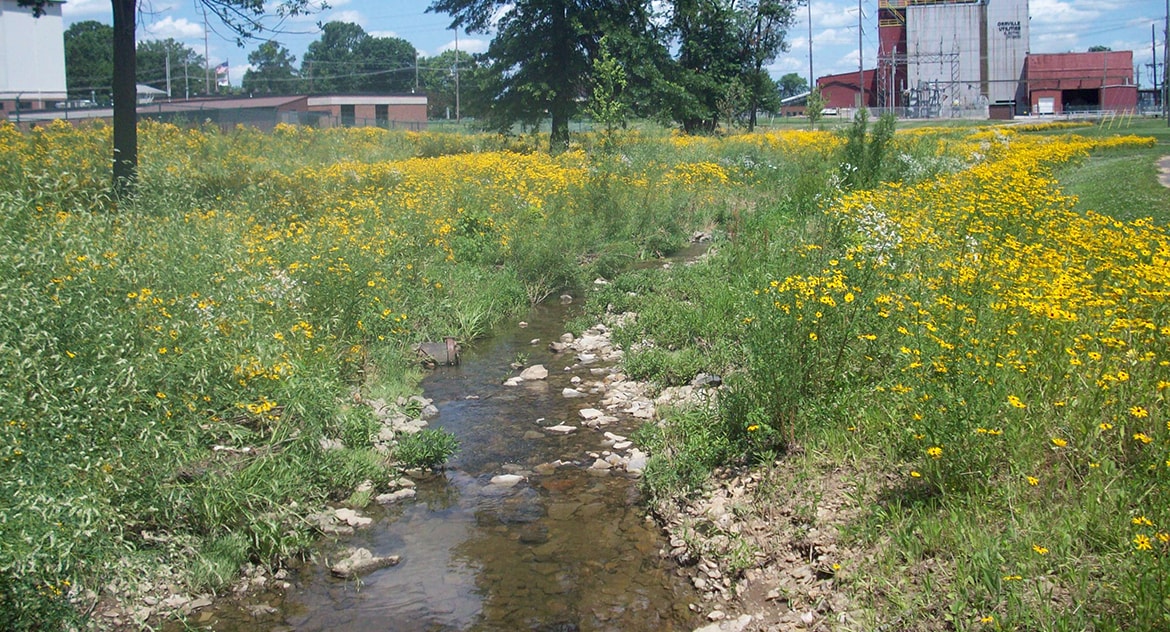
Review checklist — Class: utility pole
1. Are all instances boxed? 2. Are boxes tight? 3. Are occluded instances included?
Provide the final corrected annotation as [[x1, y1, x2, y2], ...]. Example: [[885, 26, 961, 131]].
[[1155, 24, 1160, 95], [414, 51, 419, 93], [1164, 0, 1169, 125], [203, 6, 211, 95], [165, 49, 172, 99], [808, 0, 814, 90], [858, 0, 865, 109], [454, 29, 461, 123]]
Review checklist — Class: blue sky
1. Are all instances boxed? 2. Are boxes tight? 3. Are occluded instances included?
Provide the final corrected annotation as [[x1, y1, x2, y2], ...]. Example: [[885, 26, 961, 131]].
[[62, 0, 1166, 89]]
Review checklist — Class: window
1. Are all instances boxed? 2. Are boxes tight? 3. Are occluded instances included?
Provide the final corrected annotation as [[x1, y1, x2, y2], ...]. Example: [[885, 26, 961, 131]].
[[375, 104, 389, 126], [340, 104, 355, 126]]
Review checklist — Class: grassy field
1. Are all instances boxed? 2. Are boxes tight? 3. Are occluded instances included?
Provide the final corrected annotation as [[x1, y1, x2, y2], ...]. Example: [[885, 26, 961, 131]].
[[1, 115, 1166, 630], [0, 119, 832, 629], [581, 117, 1169, 630], [1054, 119, 1170, 224]]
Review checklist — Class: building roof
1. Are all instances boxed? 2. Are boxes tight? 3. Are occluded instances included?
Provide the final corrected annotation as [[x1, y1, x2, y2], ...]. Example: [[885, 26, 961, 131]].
[[780, 91, 811, 105]]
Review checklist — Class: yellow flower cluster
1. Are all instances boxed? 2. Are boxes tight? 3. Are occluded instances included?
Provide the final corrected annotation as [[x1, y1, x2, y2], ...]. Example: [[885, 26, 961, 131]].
[[816, 128, 1165, 559]]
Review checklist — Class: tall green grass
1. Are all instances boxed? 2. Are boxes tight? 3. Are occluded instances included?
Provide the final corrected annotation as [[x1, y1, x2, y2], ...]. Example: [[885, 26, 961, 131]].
[[0, 119, 806, 629], [586, 120, 1170, 629]]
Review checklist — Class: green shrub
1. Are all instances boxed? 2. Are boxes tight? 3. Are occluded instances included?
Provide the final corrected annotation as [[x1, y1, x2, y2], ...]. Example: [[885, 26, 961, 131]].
[[393, 429, 460, 470]]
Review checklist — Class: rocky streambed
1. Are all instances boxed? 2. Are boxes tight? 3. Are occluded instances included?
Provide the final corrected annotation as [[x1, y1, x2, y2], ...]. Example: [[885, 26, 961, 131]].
[[141, 300, 723, 631], [97, 269, 874, 632]]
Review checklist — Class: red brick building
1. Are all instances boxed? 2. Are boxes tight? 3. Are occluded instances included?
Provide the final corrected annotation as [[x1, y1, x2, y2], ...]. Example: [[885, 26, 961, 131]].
[[1022, 51, 1137, 114], [816, 69, 879, 110]]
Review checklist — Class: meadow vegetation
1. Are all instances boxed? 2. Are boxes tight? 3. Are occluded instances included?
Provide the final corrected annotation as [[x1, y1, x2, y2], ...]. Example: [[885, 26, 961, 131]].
[[1, 115, 1166, 630], [0, 120, 737, 628], [585, 118, 1169, 630]]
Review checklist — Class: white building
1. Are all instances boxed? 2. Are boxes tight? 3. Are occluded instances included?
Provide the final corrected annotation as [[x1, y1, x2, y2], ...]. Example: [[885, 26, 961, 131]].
[[0, 0, 67, 114]]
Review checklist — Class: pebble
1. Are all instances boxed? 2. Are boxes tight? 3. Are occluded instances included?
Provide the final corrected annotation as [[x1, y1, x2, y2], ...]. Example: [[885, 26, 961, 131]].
[[544, 424, 577, 435], [330, 548, 400, 578], [519, 365, 549, 380], [375, 488, 417, 504], [490, 474, 525, 487]]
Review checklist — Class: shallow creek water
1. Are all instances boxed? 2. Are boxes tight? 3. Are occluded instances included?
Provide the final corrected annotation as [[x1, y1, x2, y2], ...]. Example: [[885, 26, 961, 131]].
[[196, 300, 701, 631]]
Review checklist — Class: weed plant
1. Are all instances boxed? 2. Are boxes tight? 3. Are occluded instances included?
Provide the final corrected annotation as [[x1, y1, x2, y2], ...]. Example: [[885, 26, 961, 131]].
[[0, 119, 751, 628], [393, 429, 460, 470], [587, 120, 1169, 629]]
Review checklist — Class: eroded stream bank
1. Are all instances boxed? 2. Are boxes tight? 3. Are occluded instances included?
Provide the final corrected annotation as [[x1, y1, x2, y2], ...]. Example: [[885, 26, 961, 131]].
[[182, 299, 703, 631]]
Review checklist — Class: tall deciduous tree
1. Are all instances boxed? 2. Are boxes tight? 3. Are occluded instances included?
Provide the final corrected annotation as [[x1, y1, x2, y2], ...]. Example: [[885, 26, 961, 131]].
[[20, 0, 319, 198], [64, 21, 113, 99], [428, 0, 652, 150], [777, 72, 808, 98], [137, 39, 205, 98], [243, 40, 299, 94], [428, 0, 587, 149], [736, 0, 797, 130], [301, 22, 417, 94], [666, 0, 743, 133], [302, 22, 368, 92], [418, 49, 478, 119]]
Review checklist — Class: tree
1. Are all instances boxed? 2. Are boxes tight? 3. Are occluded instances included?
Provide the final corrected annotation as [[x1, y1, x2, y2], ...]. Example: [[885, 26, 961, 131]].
[[301, 22, 417, 94], [736, 0, 798, 130], [137, 39, 205, 99], [417, 49, 478, 119], [805, 85, 825, 129], [429, 0, 585, 149], [20, 0, 319, 198], [302, 22, 367, 92], [243, 40, 299, 94], [64, 21, 113, 99], [585, 36, 629, 147], [354, 35, 417, 93], [777, 72, 808, 99], [665, 0, 744, 133], [716, 77, 749, 132], [1087, 45, 1111, 52], [429, 0, 651, 150]]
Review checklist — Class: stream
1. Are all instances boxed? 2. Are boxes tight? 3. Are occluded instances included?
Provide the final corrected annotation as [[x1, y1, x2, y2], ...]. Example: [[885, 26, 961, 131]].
[[194, 297, 702, 631]]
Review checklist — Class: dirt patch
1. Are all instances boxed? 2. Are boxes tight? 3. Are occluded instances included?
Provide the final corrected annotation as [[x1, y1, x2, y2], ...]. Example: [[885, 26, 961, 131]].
[[654, 458, 889, 631]]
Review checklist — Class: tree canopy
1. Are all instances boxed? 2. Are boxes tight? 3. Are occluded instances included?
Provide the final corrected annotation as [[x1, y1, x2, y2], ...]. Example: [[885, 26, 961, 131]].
[[243, 40, 299, 94], [64, 21, 113, 99], [136, 38, 206, 99], [428, 0, 799, 143], [777, 72, 808, 99], [301, 22, 417, 94], [417, 49, 478, 119]]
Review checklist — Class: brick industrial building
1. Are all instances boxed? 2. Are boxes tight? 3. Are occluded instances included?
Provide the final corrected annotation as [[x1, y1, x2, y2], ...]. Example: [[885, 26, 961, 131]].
[[817, 0, 1138, 117]]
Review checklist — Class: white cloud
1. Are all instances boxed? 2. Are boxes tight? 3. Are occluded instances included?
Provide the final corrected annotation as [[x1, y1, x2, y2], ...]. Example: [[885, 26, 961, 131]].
[[816, 3, 861, 29], [326, 9, 365, 26], [813, 28, 854, 46], [61, 0, 109, 18], [766, 57, 807, 75], [141, 16, 205, 40], [1031, 31, 1081, 52], [438, 37, 488, 55], [1029, 0, 1100, 27]]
